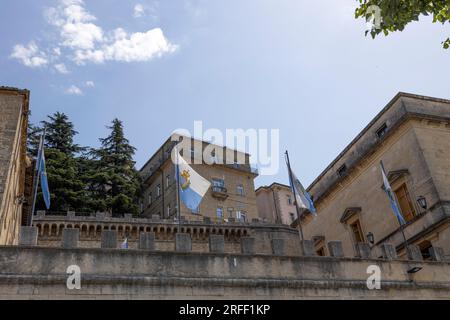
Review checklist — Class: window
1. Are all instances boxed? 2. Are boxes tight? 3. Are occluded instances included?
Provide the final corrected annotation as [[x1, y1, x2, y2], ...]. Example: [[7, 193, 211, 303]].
[[337, 164, 347, 178], [316, 247, 325, 256], [236, 210, 247, 222], [350, 220, 364, 243], [156, 184, 161, 197], [212, 178, 225, 187], [394, 183, 416, 222], [227, 207, 234, 217], [419, 241, 432, 261], [216, 207, 223, 219], [148, 193, 152, 205], [166, 175, 171, 188], [167, 204, 171, 217], [237, 185, 244, 196], [376, 123, 388, 139], [287, 195, 292, 205]]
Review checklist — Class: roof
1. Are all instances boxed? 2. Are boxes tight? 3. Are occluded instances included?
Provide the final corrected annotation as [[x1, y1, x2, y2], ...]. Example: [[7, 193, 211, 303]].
[[139, 134, 252, 173], [255, 182, 291, 194]]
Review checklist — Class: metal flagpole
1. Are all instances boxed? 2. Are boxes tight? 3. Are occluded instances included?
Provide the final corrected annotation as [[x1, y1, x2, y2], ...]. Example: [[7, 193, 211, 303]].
[[380, 160, 409, 255], [29, 127, 46, 227], [285, 150, 305, 241], [175, 145, 182, 232]]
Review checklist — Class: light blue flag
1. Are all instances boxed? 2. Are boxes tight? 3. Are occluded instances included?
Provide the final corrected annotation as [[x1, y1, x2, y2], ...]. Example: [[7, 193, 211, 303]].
[[288, 170, 317, 216], [38, 147, 51, 210], [381, 162, 406, 225], [176, 150, 211, 211]]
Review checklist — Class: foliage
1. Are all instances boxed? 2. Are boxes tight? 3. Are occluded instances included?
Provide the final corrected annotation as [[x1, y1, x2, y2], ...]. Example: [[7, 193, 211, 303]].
[[355, 0, 450, 48], [88, 119, 141, 216]]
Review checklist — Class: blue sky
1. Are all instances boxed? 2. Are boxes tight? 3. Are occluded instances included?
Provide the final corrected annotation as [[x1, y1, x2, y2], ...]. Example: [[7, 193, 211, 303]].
[[1, 0, 449, 188]]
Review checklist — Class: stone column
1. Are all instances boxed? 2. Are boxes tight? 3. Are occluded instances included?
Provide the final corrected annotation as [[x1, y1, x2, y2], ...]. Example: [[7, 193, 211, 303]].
[[299, 240, 315, 256], [240, 237, 255, 254], [209, 235, 225, 253], [176, 233, 192, 252], [429, 247, 446, 262], [355, 242, 372, 259], [380, 243, 397, 260], [406, 244, 423, 261], [271, 239, 286, 256], [62, 228, 79, 249], [139, 232, 155, 250], [328, 241, 344, 258], [19, 226, 38, 246], [101, 230, 118, 249]]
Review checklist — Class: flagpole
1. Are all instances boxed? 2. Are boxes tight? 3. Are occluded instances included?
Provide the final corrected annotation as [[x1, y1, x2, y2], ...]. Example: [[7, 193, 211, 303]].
[[285, 150, 305, 241], [175, 145, 182, 232], [380, 160, 409, 255], [29, 127, 46, 227]]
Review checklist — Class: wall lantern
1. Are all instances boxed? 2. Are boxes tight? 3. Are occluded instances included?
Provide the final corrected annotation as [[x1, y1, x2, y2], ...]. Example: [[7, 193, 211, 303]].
[[366, 232, 375, 245], [417, 196, 427, 210]]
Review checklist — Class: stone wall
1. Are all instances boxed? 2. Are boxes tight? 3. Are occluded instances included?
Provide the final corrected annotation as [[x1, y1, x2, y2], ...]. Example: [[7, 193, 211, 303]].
[[0, 244, 448, 299], [0, 87, 30, 246]]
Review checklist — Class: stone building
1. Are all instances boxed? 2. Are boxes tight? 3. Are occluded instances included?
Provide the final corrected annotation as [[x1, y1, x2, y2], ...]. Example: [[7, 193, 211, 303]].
[[256, 183, 297, 225], [139, 135, 259, 223], [0, 87, 30, 246], [296, 92, 450, 260]]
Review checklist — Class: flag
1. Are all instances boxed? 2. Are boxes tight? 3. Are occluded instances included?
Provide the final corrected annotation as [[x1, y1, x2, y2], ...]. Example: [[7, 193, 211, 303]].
[[176, 150, 211, 211], [37, 136, 51, 210], [121, 238, 129, 249], [288, 169, 317, 216], [380, 161, 406, 225]]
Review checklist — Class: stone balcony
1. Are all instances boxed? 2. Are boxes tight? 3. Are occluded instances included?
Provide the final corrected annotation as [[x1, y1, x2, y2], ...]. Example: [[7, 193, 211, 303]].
[[211, 186, 229, 200]]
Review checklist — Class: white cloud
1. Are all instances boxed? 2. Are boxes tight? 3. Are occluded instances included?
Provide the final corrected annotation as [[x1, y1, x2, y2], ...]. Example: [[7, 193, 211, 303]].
[[11, 0, 177, 69], [54, 63, 69, 74], [46, 0, 103, 50], [65, 85, 83, 95], [10, 42, 48, 68], [133, 4, 145, 18], [85, 80, 95, 87]]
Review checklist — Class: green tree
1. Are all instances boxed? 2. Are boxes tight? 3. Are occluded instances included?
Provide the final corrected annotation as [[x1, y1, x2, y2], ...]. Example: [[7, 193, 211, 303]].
[[42, 112, 83, 155], [27, 122, 43, 157], [33, 112, 89, 212], [355, 0, 450, 49], [89, 119, 141, 216]]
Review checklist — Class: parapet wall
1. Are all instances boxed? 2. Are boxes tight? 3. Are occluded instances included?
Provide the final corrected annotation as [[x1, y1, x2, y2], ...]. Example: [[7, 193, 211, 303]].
[[0, 245, 449, 299], [32, 213, 301, 255]]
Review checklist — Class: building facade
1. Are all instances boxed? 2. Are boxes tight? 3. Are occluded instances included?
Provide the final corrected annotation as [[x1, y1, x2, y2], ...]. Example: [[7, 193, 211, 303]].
[[255, 183, 297, 225], [0, 87, 30, 245], [139, 135, 259, 223], [297, 92, 450, 260]]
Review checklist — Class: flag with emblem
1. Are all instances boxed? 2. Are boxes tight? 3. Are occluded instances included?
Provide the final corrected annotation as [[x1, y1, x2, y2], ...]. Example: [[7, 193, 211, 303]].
[[175, 149, 211, 211]]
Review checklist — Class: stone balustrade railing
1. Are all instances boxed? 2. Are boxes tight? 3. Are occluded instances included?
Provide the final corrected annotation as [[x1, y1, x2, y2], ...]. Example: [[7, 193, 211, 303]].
[[18, 226, 448, 262]]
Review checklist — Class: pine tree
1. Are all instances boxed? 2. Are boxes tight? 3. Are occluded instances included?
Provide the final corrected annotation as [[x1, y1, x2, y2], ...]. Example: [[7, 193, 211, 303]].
[[33, 112, 89, 212], [42, 112, 83, 155], [27, 122, 42, 157], [90, 119, 141, 216]]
